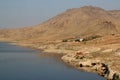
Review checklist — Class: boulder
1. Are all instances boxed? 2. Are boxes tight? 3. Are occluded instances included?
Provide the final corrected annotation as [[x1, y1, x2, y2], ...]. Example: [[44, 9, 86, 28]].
[[112, 73, 120, 80]]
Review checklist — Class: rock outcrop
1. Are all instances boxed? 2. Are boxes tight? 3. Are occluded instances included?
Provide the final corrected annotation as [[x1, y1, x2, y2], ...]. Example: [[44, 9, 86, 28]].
[[62, 51, 120, 80]]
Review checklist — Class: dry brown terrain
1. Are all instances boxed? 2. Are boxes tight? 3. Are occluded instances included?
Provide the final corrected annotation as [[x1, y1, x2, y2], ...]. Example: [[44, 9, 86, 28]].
[[0, 6, 120, 80], [0, 6, 120, 41]]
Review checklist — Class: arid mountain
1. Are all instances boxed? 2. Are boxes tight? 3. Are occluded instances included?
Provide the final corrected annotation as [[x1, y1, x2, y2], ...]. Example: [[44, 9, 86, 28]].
[[109, 10, 120, 19], [0, 6, 120, 41], [1, 6, 120, 80]]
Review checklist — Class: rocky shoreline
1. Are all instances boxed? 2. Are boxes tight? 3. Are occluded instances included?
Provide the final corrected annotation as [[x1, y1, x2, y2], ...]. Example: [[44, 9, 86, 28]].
[[1, 40, 120, 80], [62, 51, 120, 80], [30, 41, 120, 80], [19, 43, 120, 80]]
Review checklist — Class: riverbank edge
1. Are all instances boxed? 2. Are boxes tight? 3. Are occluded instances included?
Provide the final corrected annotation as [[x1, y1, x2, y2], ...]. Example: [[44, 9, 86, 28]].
[[1, 41, 119, 80]]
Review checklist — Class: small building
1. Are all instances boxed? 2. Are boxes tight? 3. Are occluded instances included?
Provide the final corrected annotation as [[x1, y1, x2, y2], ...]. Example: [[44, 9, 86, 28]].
[[62, 37, 84, 42], [75, 38, 84, 42]]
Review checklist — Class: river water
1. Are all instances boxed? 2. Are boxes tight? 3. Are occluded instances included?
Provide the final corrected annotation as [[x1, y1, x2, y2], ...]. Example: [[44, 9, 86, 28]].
[[0, 42, 106, 80]]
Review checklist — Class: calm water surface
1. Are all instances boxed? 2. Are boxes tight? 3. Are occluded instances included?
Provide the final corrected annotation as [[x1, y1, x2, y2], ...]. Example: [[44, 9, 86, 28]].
[[0, 42, 106, 80]]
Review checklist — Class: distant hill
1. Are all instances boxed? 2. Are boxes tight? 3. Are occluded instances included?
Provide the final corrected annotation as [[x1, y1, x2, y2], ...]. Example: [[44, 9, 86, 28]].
[[109, 10, 120, 19], [0, 6, 120, 41]]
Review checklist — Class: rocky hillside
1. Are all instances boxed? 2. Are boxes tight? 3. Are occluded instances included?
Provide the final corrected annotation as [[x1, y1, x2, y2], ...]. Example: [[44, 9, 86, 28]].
[[109, 10, 120, 19], [0, 6, 120, 80], [0, 6, 120, 41]]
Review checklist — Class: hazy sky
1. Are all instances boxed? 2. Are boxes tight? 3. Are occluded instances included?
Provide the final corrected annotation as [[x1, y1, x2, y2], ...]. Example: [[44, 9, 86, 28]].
[[0, 0, 120, 28]]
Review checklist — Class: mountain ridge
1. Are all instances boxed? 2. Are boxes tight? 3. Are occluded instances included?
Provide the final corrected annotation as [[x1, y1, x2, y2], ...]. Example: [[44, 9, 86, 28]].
[[0, 6, 120, 41]]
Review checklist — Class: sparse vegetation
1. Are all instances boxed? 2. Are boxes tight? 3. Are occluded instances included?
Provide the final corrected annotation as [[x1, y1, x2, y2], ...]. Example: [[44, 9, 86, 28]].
[[62, 39, 69, 42], [0, 6, 120, 80], [83, 35, 102, 41]]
